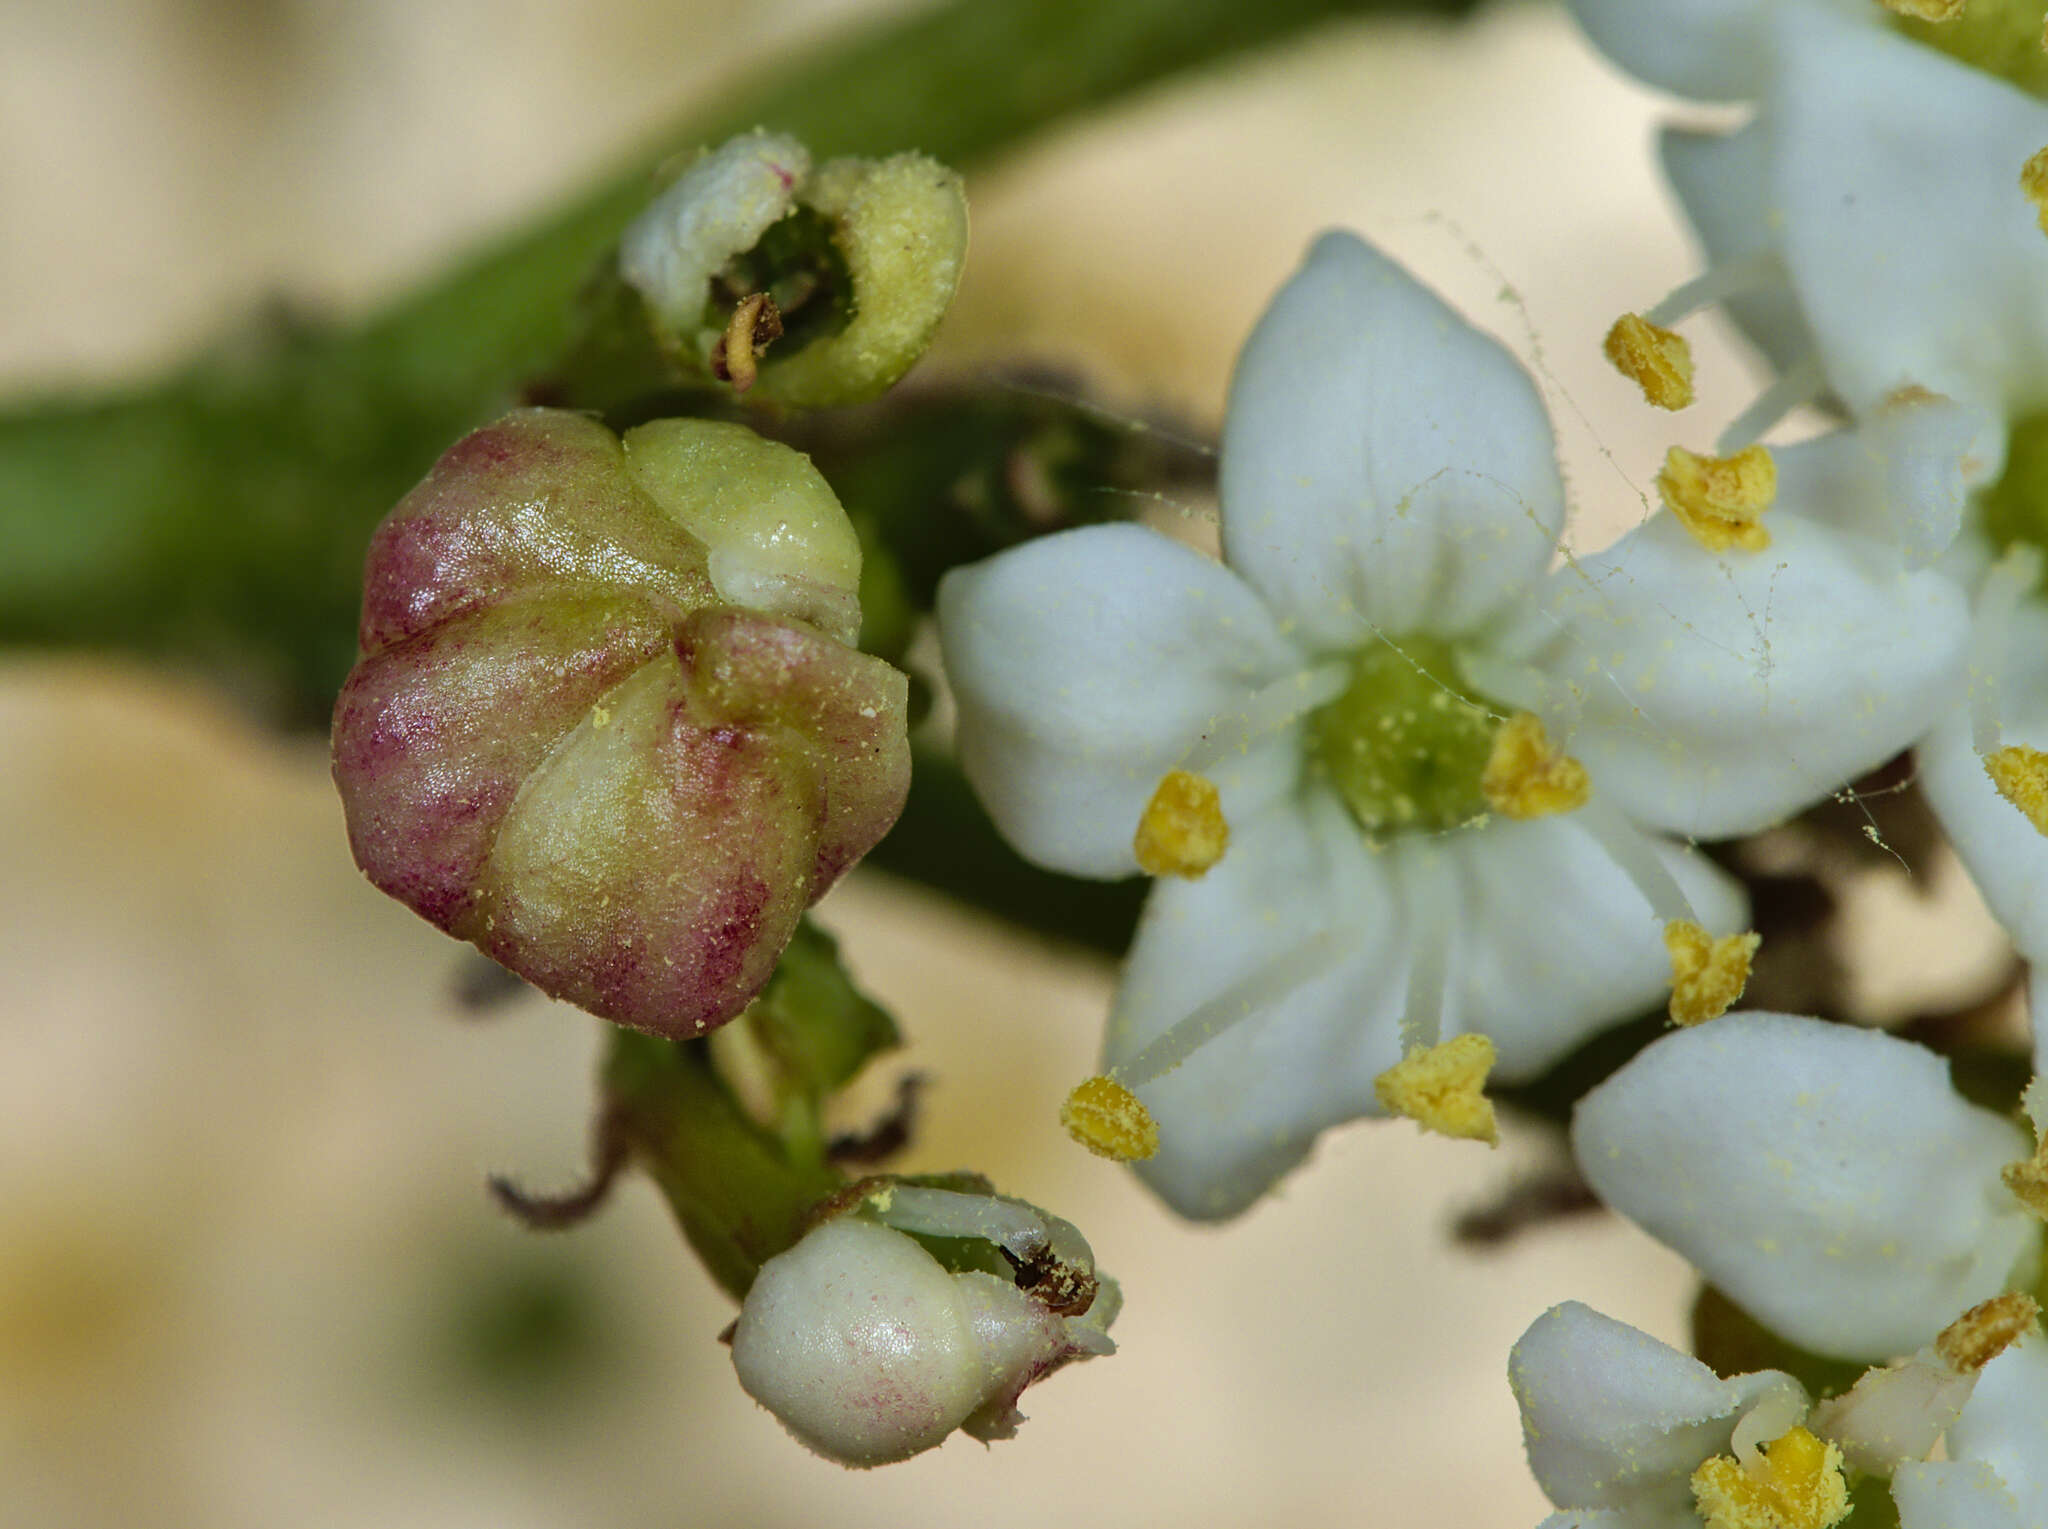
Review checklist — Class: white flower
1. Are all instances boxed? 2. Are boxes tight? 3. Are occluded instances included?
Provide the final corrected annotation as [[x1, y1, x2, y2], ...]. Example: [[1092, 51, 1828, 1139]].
[[1572, 1012, 2041, 1361], [1572, 1, 2048, 1059], [730, 1191, 1117, 1467], [1512, 1295, 2044, 1529], [1650, 5, 2048, 451], [937, 231, 1971, 1220], [1893, 1330, 2048, 1529], [1510, 1300, 1810, 1529]]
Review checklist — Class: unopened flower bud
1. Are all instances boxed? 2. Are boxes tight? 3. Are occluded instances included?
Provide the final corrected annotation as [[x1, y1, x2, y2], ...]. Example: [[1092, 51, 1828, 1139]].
[[332, 408, 910, 1037], [730, 1201, 1118, 1467], [619, 129, 968, 409]]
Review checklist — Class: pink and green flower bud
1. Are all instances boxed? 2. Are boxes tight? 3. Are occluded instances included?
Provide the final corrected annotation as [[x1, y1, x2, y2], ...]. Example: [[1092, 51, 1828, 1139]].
[[332, 407, 910, 1038]]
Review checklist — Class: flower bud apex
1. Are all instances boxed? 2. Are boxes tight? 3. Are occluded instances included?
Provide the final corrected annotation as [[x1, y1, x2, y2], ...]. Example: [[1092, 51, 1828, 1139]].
[[331, 408, 910, 1037], [619, 129, 968, 409]]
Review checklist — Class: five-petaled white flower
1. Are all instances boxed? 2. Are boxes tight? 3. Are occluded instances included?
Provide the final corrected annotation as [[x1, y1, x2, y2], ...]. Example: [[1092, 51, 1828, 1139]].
[[937, 232, 1971, 1220]]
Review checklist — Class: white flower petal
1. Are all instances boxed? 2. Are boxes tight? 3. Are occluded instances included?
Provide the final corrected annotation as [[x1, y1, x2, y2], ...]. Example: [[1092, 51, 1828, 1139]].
[[1516, 513, 1969, 839], [937, 523, 1304, 879], [1918, 600, 2048, 964], [1410, 815, 1745, 1079], [1770, 7, 2048, 428], [1567, 0, 1869, 101], [1108, 792, 1401, 1221], [1772, 394, 1989, 566], [1510, 1300, 1805, 1527], [1894, 1461, 2030, 1529], [1659, 121, 1814, 381], [620, 131, 809, 333], [1573, 1013, 2039, 1360], [1949, 1332, 2048, 1522], [1109, 797, 1742, 1221], [1218, 230, 1565, 649]]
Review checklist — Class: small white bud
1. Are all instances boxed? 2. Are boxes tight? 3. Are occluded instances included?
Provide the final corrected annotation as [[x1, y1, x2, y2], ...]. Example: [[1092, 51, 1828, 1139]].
[[730, 1215, 1115, 1467]]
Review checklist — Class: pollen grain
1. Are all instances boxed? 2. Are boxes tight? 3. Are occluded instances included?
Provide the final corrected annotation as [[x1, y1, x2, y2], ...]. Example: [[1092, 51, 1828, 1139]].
[[1373, 1034, 1500, 1146], [1061, 1075, 1160, 1162], [1605, 313, 1695, 410], [1658, 444, 1777, 553], [1985, 744, 2048, 835], [1691, 1426, 1850, 1529], [1481, 712, 1590, 820], [1134, 769, 1230, 878], [1935, 1291, 2040, 1372], [1665, 920, 1760, 1027]]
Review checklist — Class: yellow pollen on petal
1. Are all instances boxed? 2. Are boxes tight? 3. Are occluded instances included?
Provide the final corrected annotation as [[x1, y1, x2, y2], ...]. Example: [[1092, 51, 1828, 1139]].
[[2024, 147, 2048, 235], [1605, 313, 1696, 410], [1665, 920, 1761, 1027], [1134, 769, 1229, 878], [1878, 0, 1967, 20], [1481, 712, 1590, 820], [1984, 744, 2048, 835], [1691, 1427, 1851, 1529], [1658, 444, 1777, 553], [1060, 1075, 1159, 1162], [1373, 1034, 1500, 1146], [1936, 1291, 2040, 1372]]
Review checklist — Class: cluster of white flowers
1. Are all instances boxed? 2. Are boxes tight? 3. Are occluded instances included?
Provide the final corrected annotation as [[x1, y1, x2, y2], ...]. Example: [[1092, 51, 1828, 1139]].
[[929, 0, 2048, 1515]]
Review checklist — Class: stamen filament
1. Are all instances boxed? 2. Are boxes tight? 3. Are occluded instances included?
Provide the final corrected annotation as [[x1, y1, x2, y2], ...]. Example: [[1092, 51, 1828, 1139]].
[[1576, 797, 1698, 926], [1643, 249, 1786, 329], [1187, 662, 1350, 773], [1718, 354, 1829, 453], [1115, 926, 1346, 1088], [1398, 863, 1453, 1052]]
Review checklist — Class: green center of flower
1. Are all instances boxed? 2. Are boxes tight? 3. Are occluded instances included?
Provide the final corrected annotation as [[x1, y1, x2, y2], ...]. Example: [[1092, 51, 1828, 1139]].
[[1307, 636, 1500, 835], [1978, 408, 2048, 575], [1892, 1, 2048, 97]]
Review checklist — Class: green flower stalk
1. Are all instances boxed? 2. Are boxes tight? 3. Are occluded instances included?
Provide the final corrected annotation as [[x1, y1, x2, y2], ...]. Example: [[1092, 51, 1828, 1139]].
[[331, 408, 910, 1037]]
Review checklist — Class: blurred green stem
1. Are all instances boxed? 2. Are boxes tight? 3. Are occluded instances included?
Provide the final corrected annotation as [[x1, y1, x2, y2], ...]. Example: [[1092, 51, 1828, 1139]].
[[0, 0, 1478, 716], [0, 0, 1475, 954], [603, 1032, 844, 1301]]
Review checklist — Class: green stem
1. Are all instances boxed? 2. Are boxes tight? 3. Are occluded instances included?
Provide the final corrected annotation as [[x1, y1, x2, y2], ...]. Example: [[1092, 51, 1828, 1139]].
[[0, 0, 1479, 721], [604, 1032, 844, 1302]]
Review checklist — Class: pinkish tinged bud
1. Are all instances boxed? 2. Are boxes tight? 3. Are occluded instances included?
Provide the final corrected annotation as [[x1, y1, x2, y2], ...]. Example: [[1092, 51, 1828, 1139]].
[[332, 408, 909, 1037]]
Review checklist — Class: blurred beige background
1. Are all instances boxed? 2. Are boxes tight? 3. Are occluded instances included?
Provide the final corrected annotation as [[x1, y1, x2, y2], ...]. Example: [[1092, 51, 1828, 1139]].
[[0, 2, 1802, 1524]]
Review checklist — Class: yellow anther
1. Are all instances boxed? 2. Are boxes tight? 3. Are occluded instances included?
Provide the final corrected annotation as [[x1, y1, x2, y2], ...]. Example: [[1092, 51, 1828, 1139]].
[[1060, 1075, 1159, 1162], [1481, 712, 1590, 820], [1879, 0, 1966, 19], [2001, 1129, 2048, 1218], [2024, 147, 2048, 235], [711, 291, 784, 394], [1134, 769, 1229, 878], [1665, 920, 1760, 1027], [1373, 1034, 1500, 1146], [1985, 744, 2048, 835], [1936, 1291, 2040, 1372], [1605, 313, 1696, 410], [1691, 1427, 1851, 1529], [1658, 444, 1777, 553]]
